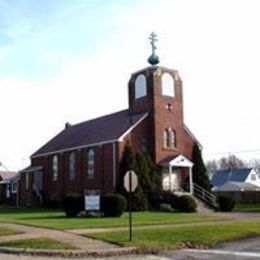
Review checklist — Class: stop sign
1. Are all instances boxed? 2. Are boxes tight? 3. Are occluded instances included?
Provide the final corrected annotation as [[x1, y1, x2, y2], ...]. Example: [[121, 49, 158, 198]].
[[124, 170, 138, 192]]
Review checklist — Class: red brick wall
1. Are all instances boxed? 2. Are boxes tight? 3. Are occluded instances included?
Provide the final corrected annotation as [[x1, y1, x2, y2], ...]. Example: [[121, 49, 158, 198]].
[[21, 143, 117, 206], [20, 66, 197, 206], [128, 67, 195, 164]]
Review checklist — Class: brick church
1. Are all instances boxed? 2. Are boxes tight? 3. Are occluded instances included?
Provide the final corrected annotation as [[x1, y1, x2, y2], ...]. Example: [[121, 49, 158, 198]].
[[19, 34, 199, 206]]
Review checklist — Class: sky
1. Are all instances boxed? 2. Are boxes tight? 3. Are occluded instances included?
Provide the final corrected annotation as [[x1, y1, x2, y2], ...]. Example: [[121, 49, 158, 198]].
[[1, 0, 260, 171]]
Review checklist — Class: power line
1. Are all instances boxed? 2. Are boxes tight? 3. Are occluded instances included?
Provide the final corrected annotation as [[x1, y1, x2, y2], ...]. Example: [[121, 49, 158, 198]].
[[205, 148, 260, 156]]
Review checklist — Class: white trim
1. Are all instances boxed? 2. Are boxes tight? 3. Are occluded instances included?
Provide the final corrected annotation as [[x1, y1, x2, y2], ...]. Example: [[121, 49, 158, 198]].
[[31, 139, 118, 159], [118, 113, 148, 141], [162, 155, 193, 167], [21, 166, 43, 173], [183, 124, 202, 148]]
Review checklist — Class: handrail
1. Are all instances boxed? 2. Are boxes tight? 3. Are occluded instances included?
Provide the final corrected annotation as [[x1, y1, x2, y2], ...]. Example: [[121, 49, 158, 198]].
[[193, 183, 216, 207]]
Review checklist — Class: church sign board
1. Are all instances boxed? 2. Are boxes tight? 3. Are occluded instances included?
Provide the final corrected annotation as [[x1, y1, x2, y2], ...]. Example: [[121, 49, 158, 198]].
[[84, 190, 100, 211]]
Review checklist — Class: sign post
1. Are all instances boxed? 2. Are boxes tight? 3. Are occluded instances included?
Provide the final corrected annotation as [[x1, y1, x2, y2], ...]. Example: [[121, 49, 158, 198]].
[[124, 170, 138, 241]]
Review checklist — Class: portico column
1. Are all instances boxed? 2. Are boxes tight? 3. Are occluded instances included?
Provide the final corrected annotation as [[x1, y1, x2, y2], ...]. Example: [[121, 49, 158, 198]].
[[189, 166, 193, 194], [169, 165, 172, 191]]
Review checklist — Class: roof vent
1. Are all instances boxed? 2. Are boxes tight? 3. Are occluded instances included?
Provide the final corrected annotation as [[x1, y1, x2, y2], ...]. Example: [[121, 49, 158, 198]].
[[65, 122, 72, 129]]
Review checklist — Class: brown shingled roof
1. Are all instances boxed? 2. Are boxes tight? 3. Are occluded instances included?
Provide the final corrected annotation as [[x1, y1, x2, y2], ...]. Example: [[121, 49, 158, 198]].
[[32, 109, 147, 158]]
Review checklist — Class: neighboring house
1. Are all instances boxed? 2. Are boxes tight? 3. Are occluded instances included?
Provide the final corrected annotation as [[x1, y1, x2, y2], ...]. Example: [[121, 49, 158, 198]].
[[211, 168, 260, 192], [0, 171, 19, 206], [19, 42, 200, 207]]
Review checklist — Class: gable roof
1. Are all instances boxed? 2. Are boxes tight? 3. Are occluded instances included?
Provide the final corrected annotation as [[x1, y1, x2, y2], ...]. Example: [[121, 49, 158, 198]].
[[32, 110, 148, 158], [211, 168, 253, 187], [0, 171, 18, 181]]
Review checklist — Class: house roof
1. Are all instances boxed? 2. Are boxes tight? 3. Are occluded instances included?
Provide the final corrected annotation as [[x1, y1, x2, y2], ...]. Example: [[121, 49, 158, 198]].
[[211, 168, 253, 187], [32, 110, 148, 158], [0, 171, 19, 184], [0, 171, 18, 181], [161, 155, 193, 167]]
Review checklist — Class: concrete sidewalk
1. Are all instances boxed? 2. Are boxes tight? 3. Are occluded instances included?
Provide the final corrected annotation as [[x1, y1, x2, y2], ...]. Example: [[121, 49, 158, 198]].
[[0, 223, 137, 257], [0, 212, 259, 257]]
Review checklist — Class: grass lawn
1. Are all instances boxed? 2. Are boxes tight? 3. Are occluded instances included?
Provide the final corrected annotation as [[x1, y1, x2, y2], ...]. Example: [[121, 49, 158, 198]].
[[0, 227, 21, 237], [234, 203, 260, 212], [0, 237, 77, 250], [0, 208, 226, 230], [88, 221, 260, 251]]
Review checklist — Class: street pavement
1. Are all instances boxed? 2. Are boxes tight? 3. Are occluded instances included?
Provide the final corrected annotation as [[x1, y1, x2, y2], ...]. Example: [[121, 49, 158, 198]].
[[0, 236, 260, 259]]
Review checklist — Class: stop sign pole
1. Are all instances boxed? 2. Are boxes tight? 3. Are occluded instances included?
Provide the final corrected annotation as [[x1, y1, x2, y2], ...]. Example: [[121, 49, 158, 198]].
[[124, 170, 138, 241]]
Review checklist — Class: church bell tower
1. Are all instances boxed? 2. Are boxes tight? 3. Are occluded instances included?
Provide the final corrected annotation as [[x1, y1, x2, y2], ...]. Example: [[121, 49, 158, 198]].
[[128, 33, 185, 163]]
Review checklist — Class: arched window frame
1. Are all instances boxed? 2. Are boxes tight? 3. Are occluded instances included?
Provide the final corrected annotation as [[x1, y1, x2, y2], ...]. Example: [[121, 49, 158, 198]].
[[134, 74, 147, 99], [170, 129, 177, 148], [162, 73, 175, 97], [163, 129, 170, 148], [87, 148, 95, 179], [163, 128, 177, 149], [52, 155, 58, 181], [68, 152, 76, 180]]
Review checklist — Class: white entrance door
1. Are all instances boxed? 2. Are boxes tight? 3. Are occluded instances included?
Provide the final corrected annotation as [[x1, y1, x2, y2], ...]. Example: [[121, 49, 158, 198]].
[[162, 169, 180, 191]]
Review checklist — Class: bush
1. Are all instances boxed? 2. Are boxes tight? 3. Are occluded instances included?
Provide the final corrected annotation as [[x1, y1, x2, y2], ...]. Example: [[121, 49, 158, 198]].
[[159, 203, 174, 212], [162, 191, 180, 210], [218, 195, 235, 212], [147, 191, 163, 210], [178, 195, 197, 213], [101, 194, 127, 217], [62, 193, 84, 217]]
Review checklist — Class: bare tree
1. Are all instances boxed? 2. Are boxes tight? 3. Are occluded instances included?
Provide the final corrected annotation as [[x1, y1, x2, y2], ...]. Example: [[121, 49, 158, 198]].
[[206, 154, 246, 172], [250, 158, 260, 174]]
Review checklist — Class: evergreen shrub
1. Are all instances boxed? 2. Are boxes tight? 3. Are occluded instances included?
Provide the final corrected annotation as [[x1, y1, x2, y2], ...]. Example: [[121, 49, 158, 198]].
[[217, 195, 235, 212], [62, 193, 84, 217], [178, 195, 197, 212], [162, 191, 180, 210], [101, 194, 127, 217]]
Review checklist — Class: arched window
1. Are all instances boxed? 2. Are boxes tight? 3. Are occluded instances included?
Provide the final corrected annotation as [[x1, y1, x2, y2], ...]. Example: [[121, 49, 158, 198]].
[[171, 129, 177, 148], [163, 129, 170, 148], [162, 73, 175, 97], [135, 74, 147, 99], [87, 149, 94, 179], [69, 152, 76, 180], [52, 155, 58, 181], [163, 128, 177, 149]]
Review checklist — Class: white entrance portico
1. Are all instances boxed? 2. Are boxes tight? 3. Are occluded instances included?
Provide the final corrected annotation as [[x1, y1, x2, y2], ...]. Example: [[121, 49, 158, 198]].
[[161, 155, 194, 194]]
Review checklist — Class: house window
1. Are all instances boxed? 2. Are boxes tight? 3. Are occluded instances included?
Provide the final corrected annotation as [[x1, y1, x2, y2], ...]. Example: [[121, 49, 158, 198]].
[[52, 155, 58, 181], [87, 149, 94, 179], [135, 74, 147, 99], [25, 173, 29, 190], [163, 128, 177, 149], [11, 182, 17, 193], [69, 152, 76, 180], [162, 73, 175, 97]]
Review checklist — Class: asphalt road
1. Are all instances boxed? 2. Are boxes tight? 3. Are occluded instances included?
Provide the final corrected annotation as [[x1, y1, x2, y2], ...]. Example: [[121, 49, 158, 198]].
[[0, 237, 259, 259]]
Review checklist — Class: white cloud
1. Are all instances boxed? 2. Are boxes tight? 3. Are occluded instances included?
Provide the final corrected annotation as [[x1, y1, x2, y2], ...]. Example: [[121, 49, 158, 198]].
[[1, 0, 260, 170]]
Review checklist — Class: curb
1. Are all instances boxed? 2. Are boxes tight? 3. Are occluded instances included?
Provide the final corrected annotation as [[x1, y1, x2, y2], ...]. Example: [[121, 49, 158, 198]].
[[0, 246, 139, 258]]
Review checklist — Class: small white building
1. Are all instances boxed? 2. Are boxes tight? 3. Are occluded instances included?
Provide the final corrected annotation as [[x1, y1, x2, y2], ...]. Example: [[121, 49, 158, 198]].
[[211, 168, 260, 192]]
